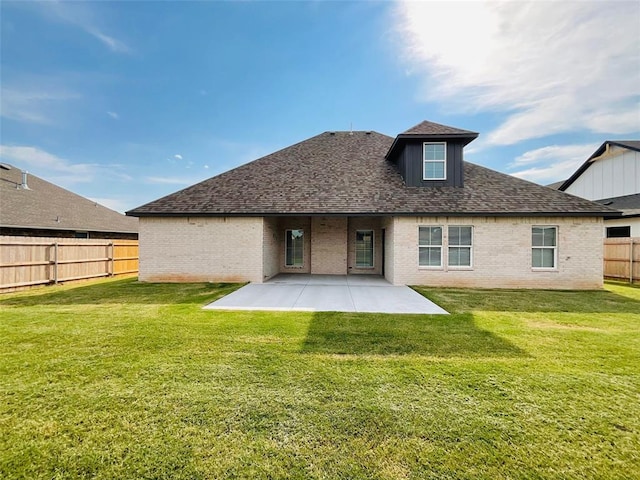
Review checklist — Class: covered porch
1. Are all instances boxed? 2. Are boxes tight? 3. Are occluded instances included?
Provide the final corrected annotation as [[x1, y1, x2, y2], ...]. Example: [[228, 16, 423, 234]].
[[262, 215, 393, 282]]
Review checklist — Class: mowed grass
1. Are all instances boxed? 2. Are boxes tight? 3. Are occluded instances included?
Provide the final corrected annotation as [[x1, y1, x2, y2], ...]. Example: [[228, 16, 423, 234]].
[[1, 279, 639, 479]]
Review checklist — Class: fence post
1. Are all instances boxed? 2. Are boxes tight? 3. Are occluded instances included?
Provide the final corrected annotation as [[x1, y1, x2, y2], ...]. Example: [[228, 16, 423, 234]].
[[110, 242, 115, 277], [53, 242, 59, 284], [631, 239, 635, 284]]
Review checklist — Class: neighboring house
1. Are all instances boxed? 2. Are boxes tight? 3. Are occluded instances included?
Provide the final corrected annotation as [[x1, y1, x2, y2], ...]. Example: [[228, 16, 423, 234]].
[[555, 141, 640, 238], [0, 164, 138, 239], [127, 121, 617, 289]]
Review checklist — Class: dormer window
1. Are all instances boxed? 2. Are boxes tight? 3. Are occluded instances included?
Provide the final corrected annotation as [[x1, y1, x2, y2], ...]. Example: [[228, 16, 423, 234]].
[[423, 142, 446, 180]]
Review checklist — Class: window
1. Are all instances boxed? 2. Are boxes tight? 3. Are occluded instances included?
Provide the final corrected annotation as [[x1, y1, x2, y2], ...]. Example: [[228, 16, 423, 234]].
[[355, 230, 374, 268], [448, 226, 472, 267], [532, 226, 557, 269], [419, 226, 443, 267], [606, 226, 631, 238], [423, 142, 446, 180], [285, 229, 304, 267]]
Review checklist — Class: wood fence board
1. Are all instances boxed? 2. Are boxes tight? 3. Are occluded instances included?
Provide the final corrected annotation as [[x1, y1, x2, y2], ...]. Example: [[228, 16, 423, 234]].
[[1, 236, 138, 291]]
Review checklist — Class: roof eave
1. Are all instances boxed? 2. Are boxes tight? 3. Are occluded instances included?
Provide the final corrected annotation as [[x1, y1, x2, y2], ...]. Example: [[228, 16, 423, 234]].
[[384, 132, 479, 161], [126, 210, 617, 218]]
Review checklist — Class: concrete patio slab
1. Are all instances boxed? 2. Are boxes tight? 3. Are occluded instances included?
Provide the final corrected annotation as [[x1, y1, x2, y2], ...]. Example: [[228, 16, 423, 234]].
[[204, 274, 448, 315]]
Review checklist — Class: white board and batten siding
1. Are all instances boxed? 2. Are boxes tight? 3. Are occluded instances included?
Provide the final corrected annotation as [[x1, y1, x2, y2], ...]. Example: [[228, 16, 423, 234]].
[[564, 145, 639, 201]]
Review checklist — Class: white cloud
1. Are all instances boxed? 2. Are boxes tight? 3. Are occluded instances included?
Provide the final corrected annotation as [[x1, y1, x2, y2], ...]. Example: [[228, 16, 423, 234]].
[[509, 143, 598, 184], [107, 111, 119, 119], [145, 176, 197, 186], [1, 86, 81, 125], [174, 154, 183, 160], [18, 1, 131, 54], [88, 197, 129, 214], [394, 1, 640, 144], [0, 144, 130, 186]]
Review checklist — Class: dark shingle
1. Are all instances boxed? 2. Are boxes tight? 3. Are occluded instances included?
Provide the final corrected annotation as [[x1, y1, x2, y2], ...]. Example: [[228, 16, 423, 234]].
[[127, 131, 618, 218], [596, 193, 640, 218], [1, 165, 138, 234], [401, 120, 478, 136]]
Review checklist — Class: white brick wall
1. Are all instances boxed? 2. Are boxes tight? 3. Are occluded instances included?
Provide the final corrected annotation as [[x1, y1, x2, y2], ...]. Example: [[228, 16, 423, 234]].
[[311, 217, 348, 274], [262, 217, 279, 281], [388, 216, 603, 289], [140, 215, 604, 289], [139, 217, 264, 283]]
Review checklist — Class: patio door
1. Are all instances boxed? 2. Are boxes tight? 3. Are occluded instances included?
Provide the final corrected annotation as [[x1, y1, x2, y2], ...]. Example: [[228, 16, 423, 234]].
[[355, 230, 374, 269]]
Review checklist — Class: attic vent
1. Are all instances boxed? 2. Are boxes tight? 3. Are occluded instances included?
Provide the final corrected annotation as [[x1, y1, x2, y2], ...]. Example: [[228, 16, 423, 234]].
[[329, 132, 336, 135], [365, 131, 372, 135]]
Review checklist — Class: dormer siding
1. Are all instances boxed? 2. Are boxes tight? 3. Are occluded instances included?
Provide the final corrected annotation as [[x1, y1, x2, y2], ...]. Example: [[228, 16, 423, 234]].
[[396, 140, 465, 188]]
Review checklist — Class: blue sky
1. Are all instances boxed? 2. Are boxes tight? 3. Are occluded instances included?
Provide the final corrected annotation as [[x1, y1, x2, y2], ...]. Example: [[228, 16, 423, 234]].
[[1, 1, 639, 213]]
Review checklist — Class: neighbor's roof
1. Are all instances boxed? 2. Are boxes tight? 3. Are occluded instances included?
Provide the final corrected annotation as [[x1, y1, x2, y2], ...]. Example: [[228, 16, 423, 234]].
[[0, 164, 138, 234], [127, 130, 618, 218], [559, 140, 640, 192], [596, 193, 640, 218]]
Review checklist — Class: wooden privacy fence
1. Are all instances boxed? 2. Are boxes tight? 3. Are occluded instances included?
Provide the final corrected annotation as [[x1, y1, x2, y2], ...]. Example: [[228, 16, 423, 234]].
[[604, 237, 640, 283], [0, 238, 138, 291]]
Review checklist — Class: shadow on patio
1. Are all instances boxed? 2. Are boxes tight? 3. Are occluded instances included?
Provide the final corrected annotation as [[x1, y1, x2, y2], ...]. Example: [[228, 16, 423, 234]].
[[301, 312, 528, 358]]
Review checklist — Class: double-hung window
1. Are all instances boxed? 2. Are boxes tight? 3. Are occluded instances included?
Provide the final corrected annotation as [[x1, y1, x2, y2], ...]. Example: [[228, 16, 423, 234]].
[[423, 142, 446, 180], [285, 229, 304, 267], [448, 226, 472, 268], [532, 226, 557, 269], [419, 226, 443, 267]]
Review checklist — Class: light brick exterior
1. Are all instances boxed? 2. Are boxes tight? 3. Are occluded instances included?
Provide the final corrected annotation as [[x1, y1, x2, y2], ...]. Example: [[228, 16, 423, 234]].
[[387, 216, 603, 289], [139, 215, 604, 289], [139, 217, 264, 283], [311, 217, 348, 274]]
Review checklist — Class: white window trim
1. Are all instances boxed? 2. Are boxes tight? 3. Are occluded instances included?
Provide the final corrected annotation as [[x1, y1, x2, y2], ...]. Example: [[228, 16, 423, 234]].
[[531, 225, 558, 271], [423, 142, 447, 181], [285, 229, 304, 268], [447, 225, 473, 270], [418, 225, 444, 269], [355, 229, 375, 269]]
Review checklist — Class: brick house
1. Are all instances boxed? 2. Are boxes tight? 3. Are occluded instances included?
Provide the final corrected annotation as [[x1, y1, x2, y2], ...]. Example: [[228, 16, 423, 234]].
[[127, 121, 617, 289]]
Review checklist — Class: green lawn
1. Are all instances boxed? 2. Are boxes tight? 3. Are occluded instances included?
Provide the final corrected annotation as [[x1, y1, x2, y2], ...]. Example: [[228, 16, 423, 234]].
[[1, 279, 639, 479]]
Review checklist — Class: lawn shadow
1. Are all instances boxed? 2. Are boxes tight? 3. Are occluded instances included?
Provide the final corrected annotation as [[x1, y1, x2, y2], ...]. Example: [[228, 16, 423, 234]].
[[0, 278, 242, 306], [301, 312, 528, 358]]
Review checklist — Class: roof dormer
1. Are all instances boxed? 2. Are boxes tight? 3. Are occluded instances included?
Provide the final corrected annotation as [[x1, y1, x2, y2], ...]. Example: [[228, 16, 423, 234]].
[[385, 120, 478, 188]]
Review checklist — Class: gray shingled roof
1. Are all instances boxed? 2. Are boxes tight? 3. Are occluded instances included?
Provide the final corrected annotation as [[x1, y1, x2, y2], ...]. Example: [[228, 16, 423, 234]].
[[596, 193, 640, 218], [127, 130, 618, 218], [401, 120, 478, 136], [1, 165, 138, 234]]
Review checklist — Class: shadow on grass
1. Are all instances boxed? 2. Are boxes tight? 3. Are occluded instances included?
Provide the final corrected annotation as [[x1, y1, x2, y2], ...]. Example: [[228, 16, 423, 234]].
[[413, 286, 640, 314], [301, 312, 528, 357], [0, 277, 242, 306]]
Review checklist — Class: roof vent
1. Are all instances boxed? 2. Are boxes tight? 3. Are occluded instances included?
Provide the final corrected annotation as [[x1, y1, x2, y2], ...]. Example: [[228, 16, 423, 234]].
[[365, 131, 372, 135], [329, 132, 336, 135], [20, 170, 31, 190], [0, 163, 11, 171]]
